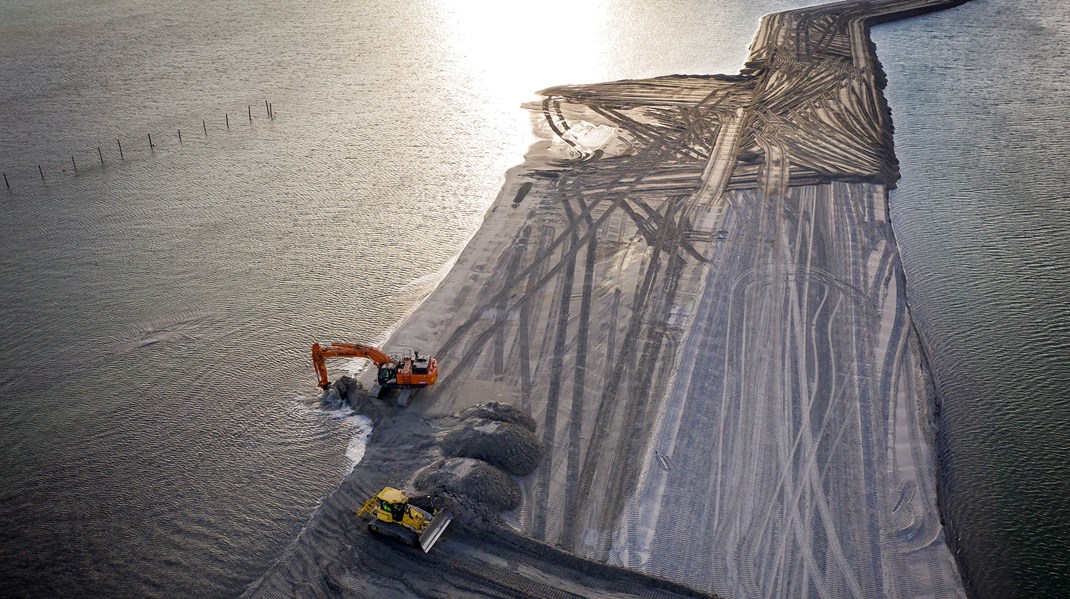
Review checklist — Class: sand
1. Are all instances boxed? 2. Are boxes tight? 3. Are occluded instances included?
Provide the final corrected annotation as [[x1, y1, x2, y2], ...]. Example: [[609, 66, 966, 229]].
[[440, 418, 543, 476], [458, 401, 537, 433], [411, 457, 522, 517], [246, 1, 970, 597]]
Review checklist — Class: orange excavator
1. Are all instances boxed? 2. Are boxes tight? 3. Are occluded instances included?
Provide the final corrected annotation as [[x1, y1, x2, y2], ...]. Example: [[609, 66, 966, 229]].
[[311, 341, 438, 392]]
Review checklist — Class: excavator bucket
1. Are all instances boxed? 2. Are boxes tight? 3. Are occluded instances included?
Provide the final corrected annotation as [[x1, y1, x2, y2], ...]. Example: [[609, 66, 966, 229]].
[[418, 509, 453, 552]]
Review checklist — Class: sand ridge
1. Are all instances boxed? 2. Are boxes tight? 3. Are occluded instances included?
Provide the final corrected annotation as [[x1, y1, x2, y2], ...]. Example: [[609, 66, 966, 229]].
[[247, 1, 970, 597]]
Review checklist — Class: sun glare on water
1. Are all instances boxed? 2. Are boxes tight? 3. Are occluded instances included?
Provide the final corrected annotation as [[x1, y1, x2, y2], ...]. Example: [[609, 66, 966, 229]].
[[436, 0, 613, 97]]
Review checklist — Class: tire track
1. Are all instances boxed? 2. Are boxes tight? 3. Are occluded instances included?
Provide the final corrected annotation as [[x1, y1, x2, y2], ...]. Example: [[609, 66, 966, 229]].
[[533, 198, 580, 539], [495, 226, 529, 377]]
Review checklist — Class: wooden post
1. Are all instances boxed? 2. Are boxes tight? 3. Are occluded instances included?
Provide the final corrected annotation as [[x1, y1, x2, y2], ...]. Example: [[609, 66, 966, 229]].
[[117, 139, 124, 159], [98, 146, 104, 165], [39, 165, 45, 181], [226, 113, 229, 129], [265, 99, 269, 115], [268, 103, 273, 119], [248, 105, 252, 121], [178, 129, 182, 142], [3, 173, 9, 190], [71, 155, 77, 172], [203, 120, 207, 135], [148, 133, 154, 150]]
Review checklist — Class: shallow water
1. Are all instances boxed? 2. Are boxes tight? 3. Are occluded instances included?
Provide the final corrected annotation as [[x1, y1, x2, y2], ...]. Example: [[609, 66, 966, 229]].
[[0, 0, 819, 595], [875, 2, 1070, 597]]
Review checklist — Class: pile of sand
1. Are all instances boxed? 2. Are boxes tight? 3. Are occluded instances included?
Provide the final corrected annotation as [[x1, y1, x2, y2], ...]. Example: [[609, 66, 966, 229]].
[[320, 376, 395, 422], [400, 402, 544, 524], [458, 401, 536, 432], [410, 457, 522, 519], [440, 417, 542, 476]]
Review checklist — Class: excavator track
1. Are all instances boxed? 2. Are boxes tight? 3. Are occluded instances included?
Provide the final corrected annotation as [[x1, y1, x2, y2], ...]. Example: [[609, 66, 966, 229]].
[[374, 385, 417, 407]]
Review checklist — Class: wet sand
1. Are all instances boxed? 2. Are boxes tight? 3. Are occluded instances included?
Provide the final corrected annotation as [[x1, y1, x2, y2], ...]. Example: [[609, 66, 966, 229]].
[[247, 1, 969, 597]]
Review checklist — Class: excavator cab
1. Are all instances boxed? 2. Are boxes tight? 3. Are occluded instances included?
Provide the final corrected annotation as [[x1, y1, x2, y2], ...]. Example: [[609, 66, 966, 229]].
[[377, 363, 397, 386]]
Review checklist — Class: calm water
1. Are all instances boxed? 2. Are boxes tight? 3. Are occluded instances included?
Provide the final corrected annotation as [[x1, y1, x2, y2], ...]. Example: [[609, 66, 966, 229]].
[[875, 1, 1070, 597], [0, 0, 819, 596]]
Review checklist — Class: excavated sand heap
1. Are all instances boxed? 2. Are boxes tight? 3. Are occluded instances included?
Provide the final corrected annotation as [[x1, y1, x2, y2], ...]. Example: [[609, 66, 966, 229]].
[[458, 401, 537, 433], [440, 417, 543, 476], [404, 402, 545, 524], [411, 457, 522, 521], [403, 402, 542, 522]]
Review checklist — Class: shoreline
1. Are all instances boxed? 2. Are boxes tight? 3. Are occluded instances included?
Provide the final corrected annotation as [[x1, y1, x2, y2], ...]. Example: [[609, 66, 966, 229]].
[[247, 1, 969, 596]]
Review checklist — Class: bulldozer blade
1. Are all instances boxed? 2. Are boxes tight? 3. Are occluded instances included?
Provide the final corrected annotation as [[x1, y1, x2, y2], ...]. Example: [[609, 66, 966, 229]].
[[418, 509, 452, 552]]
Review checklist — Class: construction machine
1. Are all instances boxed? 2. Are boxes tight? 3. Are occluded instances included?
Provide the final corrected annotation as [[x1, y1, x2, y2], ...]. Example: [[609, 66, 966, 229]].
[[357, 487, 453, 552], [311, 341, 438, 392]]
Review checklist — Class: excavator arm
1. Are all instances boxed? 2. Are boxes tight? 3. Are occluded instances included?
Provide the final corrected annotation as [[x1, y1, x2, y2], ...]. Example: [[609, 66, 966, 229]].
[[312, 342, 396, 389]]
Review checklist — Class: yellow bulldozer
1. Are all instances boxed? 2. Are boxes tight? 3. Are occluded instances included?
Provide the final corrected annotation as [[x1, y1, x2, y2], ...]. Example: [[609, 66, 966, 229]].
[[357, 487, 453, 552]]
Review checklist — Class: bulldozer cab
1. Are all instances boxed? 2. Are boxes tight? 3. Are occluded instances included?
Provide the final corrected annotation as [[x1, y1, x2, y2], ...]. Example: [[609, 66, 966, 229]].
[[380, 499, 407, 521], [362, 487, 411, 523]]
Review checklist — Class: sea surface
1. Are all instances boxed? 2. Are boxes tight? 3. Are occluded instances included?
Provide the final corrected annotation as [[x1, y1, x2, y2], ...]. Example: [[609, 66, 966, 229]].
[[874, 2, 1070, 597], [0, 0, 822, 596]]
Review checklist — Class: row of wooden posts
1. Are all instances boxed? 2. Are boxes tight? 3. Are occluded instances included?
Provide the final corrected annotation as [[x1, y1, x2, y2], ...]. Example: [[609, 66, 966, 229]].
[[3, 100, 276, 192]]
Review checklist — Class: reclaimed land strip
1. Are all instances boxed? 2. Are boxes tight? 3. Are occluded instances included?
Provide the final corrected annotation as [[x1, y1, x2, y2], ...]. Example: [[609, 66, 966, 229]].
[[246, 0, 969, 597]]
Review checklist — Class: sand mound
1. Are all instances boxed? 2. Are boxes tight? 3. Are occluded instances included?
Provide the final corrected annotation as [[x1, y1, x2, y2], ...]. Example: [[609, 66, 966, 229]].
[[410, 457, 521, 518], [459, 401, 536, 432], [320, 376, 394, 422], [440, 417, 543, 476]]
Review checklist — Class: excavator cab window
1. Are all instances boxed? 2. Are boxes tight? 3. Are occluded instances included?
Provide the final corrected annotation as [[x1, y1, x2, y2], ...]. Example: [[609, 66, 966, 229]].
[[377, 364, 397, 386]]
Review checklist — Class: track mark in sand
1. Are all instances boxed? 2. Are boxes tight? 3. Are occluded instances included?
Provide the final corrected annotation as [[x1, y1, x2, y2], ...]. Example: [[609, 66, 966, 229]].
[[563, 198, 599, 531], [495, 228, 528, 377], [517, 224, 554, 415], [564, 196, 675, 550], [543, 97, 577, 151], [620, 198, 708, 263], [437, 76, 750, 378], [437, 134, 686, 387], [597, 208, 689, 543], [512, 181, 534, 207], [533, 197, 581, 539], [606, 287, 621, 368], [548, 89, 752, 553]]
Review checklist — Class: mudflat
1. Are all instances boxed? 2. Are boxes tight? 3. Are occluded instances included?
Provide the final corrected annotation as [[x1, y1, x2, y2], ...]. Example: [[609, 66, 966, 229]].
[[247, 1, 968, 597]]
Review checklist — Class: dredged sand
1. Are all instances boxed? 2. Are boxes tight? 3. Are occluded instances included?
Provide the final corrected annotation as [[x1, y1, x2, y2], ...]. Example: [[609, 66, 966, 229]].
[[247, 1, 969, 597]]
